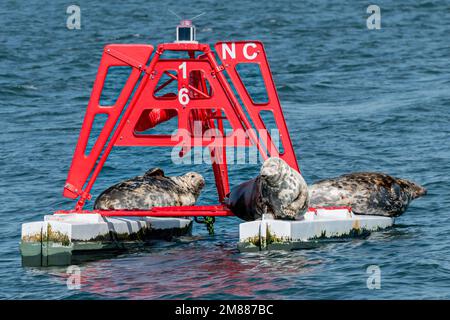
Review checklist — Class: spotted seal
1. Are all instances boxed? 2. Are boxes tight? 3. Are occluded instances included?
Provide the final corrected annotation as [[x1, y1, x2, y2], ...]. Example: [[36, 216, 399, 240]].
[[94, 168, 205, 210], [308, 172, 427, 217], [227, 157, 309, 221]]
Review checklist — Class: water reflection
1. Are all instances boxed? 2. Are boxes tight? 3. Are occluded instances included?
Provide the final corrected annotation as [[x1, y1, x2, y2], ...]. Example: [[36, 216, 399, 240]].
[[44, 240, 326, 299]]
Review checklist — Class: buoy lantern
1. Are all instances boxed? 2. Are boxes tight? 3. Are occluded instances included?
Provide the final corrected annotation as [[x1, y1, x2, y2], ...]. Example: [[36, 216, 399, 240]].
[[176, 20, 196, 42]]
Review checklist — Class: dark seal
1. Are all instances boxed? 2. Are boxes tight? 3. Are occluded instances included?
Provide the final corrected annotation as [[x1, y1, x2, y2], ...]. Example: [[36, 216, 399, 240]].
[[94, 168, 205, 210], [308, 172, 427, 217], [227, 157, 309, 221]]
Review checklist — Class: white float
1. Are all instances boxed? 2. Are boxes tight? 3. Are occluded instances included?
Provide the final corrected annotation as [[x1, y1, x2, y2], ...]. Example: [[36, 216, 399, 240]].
[[20, 214, 192, 266], [237, 208, 394, 251]]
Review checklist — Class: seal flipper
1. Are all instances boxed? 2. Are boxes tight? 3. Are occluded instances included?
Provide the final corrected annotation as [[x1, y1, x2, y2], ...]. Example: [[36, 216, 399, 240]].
[[144, 167, 165, 178]]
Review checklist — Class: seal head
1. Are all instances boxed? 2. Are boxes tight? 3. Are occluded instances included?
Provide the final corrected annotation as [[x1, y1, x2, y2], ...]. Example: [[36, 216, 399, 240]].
[[172, 171, 205, 198], [227, 157, 309, 221], [260, 157, 284, 187]]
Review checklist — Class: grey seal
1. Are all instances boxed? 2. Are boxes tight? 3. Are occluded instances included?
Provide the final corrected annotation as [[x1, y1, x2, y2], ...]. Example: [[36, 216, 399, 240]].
[[308, 172, 427, 217], [227, 157, 309, 221], [94, 168, 205, 210]]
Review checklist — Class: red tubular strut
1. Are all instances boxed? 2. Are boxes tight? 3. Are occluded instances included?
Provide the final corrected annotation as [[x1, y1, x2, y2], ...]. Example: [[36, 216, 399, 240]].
[[56, 205, 234, 217]]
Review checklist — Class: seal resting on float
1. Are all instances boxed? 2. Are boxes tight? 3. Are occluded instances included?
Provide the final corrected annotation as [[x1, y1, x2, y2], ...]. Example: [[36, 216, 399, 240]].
[[308, 172, 427, 217], [227, 157, 309, 221], [94, 168, 205, 210]]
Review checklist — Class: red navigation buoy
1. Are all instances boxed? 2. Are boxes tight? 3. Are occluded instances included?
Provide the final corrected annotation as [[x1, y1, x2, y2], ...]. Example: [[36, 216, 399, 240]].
[[59, 20, 299, 217]]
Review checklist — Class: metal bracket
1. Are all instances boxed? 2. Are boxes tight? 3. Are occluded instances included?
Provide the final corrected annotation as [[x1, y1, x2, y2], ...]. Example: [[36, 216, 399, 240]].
[[105, 48, 147, 73], [211, 65, 225, 75], [64, 183, 92, 200]]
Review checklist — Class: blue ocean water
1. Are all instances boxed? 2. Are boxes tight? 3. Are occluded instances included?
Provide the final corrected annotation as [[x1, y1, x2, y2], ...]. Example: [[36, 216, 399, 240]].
[[1, 0, 450, 299]]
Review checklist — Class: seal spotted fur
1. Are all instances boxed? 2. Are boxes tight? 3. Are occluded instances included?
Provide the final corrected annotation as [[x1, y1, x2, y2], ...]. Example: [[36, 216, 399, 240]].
[[227, 157, 309, 221], [309, 172, 427, 217], [94, 168, 205, 210]]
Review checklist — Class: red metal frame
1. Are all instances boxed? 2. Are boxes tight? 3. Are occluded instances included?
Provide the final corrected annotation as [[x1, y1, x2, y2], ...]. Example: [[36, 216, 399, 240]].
[[56, 205, 234, 217], [59, 41, 300, 217]]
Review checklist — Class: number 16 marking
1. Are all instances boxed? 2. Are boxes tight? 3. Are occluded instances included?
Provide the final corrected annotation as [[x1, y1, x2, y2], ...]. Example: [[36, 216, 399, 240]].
[[179, 87, 189, 105], [179, 62, 187, 79]]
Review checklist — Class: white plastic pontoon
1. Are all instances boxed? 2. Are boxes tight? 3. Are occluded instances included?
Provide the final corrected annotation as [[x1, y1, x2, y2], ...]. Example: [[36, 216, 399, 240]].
[[238, 208, 394, 251], [20, 214, 192, 266]]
